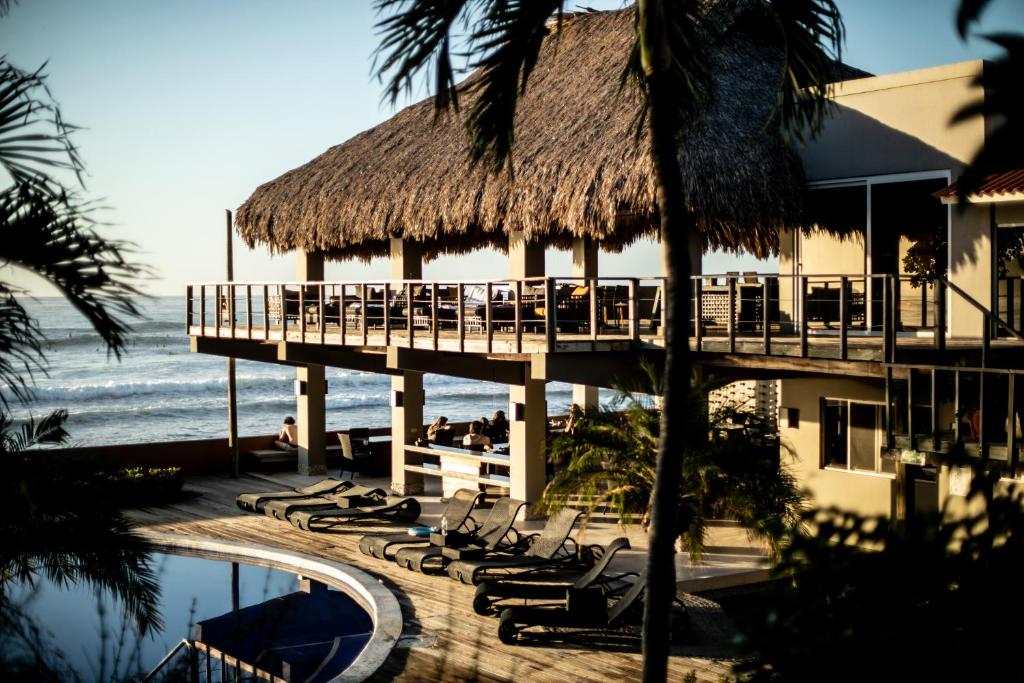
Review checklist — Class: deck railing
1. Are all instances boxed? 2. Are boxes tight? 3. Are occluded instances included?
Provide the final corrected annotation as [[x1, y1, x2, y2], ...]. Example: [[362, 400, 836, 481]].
[[186, 276, 666, 353], [186, 273, 1024, 360]]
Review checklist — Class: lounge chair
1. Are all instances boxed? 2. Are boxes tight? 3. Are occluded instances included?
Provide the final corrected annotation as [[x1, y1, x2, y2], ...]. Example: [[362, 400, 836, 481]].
[[357, 488, 484, 560], [235, 478, 354, 513], [263, 484, 387, 521], [497, 572, 687, 645], [472, 537, 632, 615], [393, 497, 525, 574], [445, 507, 584, 585], [288, 496, 422, 532]]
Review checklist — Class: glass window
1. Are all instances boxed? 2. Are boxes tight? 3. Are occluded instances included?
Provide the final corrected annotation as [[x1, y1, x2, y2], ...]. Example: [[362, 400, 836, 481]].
[[822, 399, 886, 473]]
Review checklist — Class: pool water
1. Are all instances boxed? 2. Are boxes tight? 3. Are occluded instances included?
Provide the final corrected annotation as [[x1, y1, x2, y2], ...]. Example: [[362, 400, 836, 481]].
[[4, 552, 372, 681]]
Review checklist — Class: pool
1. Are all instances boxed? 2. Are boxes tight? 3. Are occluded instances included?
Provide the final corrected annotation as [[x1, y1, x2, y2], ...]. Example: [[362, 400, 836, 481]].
[[4, 534, 401, 682]]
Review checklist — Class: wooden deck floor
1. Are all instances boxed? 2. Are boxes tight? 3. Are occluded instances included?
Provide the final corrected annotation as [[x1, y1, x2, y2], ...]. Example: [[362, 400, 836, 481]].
[[129, 472, 756, 682]]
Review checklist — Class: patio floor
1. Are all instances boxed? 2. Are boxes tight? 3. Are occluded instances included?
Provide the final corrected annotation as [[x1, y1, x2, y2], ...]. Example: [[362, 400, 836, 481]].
[[129, 471, 770, 682]]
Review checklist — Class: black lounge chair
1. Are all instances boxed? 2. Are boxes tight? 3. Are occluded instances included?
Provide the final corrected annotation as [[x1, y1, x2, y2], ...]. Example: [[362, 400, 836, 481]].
[[446, 507, 584, 585], [472, 537, 632, 615], [393, 497, 525, 574], [235, 478, 354, 513], [288, 496, 421, 532], [263, 484, 387, 520], [357, 488, 484, 560], [498, 573, 683, 645]]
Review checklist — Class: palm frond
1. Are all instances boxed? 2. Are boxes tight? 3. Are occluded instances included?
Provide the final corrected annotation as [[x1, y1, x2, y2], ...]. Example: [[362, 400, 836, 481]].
[[373, 0, 474, 113], [0, 408, 69, 453], [0, 285, 44, 407], [956, 0, 992, 39], [950, 33, 1024, 199], [0, 181, 150, 363], [460, 0, 565, 171], [763, 0, 845, 142], [0, 59, 85, 189]]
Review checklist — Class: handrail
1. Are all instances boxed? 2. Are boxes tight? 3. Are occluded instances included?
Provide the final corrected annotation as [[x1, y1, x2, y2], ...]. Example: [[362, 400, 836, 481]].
[[140, 639, 194, 683], [939, 275, 1024, 341], [188, 275, 667, 287]]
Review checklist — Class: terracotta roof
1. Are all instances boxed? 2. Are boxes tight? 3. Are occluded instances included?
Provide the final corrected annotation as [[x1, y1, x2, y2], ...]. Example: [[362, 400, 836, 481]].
[[936, 168, 1024, 203]]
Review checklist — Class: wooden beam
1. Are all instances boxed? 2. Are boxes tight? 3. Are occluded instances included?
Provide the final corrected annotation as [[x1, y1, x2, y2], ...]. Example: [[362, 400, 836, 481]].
[[388, 346, 526, 385], [190, 336, 295, 365], [277, 342, 393, 374], [531, 350, 664, 389]]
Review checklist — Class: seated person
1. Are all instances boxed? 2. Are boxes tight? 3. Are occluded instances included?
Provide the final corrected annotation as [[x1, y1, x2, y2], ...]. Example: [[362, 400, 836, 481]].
[[427, 416, 454, 446], [462, 420, 493, 452], [275, 416, 298, 450], [486, 410, 510, 442]]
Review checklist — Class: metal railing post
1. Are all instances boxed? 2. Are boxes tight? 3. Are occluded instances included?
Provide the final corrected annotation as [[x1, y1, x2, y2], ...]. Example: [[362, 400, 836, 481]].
[[935, 278, 946, 352], [839, 275, 848, 361]]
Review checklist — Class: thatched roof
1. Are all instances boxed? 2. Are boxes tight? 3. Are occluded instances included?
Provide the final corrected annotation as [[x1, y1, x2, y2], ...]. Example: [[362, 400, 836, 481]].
[[236, 7, 806, 261]]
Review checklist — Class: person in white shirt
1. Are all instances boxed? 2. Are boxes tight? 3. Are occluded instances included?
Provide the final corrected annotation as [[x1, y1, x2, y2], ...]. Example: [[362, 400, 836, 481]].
[[462, 420, 493, 451]]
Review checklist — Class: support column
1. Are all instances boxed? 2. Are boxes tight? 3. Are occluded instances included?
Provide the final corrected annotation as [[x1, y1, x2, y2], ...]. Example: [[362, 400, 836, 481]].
[[509, 231, 545, 279], [296, 365, 326, 475], [391, 371, 425, 495], [295, 249, 326, 475], [390, 238, 425, 495], [572, 236, 599, 411], [510, 377, 547, 507]]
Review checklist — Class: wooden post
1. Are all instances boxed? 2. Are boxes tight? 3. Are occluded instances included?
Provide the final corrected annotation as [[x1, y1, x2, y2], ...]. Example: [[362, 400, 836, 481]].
[[245, 284, 252, 339], [361, 284, 368, 346], [839, 276, 848, 360], [694, 277, 703, 352], [882, 276, 893, 362], [485, 281, 493, 352], [319, 283, 325, 344], [907, 368, 915, 450], [225, 210, 239, 479], [799, 276, 809, 358], [727, 276, 736, 354], [589, 277, 598, 341], [545, 278, 557, 351], [383, 282, 391, 347], [885, 367, 895, 449], [931, 369, 940, 452], [935, 278, 946, 352], [406, 282, 415, 348], [762, 279, 771, 355], [514, 280, 523, 353], [457, 282, 465, 353], [953, 370, 961, 443], [431, 283, 439, 351], [299, 284, 306, 344], [340, 285, 347, 346], [186, 285, 193, 334], [1009, 374, 1018, 478], [628, 278, 639, 341], [262, 284, 269, 340]]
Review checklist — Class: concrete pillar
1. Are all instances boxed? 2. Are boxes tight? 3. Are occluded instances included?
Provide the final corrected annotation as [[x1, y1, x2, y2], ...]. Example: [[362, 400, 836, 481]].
[[572, 236, 599, 411], [390, 238, 425, 495], [509, 232, 547, 512], [510, 377, 547, 507], [295, 249, 326, 475], [296, 365, 327, 475], [391, 371, 425, 495], [509, 231, 545, 279]]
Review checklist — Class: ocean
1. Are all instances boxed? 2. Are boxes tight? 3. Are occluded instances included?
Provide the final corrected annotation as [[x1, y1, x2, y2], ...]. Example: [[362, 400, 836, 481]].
[[7, 297, 587, 447]]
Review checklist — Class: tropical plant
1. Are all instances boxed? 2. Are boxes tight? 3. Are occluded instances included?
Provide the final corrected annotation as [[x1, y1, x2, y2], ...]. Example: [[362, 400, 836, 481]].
[[731, 461, 1024, 682], [0, 410, 162, 635], [543, 376, 803, 563], [952, 0, 1023, 199], [0, 0, 159, 655], [372, 1, 842, 677]]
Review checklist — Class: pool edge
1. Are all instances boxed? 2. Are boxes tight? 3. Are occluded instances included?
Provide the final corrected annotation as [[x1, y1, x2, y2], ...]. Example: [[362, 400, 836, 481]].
[[141, 531, 402, 683]]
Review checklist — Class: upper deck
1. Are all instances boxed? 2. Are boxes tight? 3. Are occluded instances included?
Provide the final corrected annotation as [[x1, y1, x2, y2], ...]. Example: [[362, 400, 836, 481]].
[[186, 272, 1024, 375]]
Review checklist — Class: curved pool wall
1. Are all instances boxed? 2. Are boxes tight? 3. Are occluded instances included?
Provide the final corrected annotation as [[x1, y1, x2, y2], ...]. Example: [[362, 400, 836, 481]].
[[143, 532, 402, 683]]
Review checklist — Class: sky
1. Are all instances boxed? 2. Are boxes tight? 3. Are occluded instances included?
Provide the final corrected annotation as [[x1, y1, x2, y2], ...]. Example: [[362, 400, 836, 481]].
[[1, 0, 1021, 297]]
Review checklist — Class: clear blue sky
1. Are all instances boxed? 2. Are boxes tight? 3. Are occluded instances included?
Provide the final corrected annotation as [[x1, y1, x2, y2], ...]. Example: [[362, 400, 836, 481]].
[[2, 0, 1021, 295]]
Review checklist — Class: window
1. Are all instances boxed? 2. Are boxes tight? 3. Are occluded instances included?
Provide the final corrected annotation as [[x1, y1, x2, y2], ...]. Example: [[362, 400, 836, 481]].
[[822, 398, 892, 474]]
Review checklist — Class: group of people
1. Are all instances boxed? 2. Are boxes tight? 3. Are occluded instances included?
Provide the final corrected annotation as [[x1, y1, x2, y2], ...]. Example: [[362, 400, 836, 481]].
[[427, 411, 509, 451]]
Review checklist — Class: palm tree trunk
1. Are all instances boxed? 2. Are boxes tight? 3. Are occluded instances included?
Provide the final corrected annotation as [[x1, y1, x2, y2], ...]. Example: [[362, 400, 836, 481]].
[[638, 4, 695, 681]]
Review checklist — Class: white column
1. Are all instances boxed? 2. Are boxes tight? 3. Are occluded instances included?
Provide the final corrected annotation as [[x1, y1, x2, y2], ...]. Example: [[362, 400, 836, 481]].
[[295, 249, 326, 475], [390, 238, 425, 494], [949, 205, 993, 337], [509, 232, 546, 512], [391, 371, 424, 495], [572, 236, 599, 411], [510, 377, 547, 507]]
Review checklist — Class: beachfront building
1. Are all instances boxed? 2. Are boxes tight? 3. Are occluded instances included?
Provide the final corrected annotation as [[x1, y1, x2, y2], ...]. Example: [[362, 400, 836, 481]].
[[187, 8, 1023, 521]]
